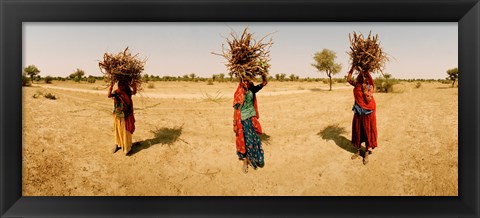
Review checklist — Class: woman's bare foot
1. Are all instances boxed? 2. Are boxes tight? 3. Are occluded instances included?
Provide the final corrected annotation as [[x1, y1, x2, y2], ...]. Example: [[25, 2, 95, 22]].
[[363, 152, 369, 165], [112, 144, 119, 153], [242, 159, 248, 174]]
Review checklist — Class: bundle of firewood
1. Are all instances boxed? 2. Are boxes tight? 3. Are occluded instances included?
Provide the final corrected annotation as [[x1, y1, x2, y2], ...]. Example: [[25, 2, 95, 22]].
[[213, 27, 273, 81], [99, 47, 146, 90], [348, 31, 389, 75]]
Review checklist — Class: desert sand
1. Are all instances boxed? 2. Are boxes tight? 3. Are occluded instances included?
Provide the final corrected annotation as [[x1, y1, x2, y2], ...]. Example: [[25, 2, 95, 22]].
[[22, 80, 458, 196]]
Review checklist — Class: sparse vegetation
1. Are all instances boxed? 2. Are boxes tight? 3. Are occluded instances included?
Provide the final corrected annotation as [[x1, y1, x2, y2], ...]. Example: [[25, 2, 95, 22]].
[[202, 90, 226, 103], [32, 90, 57, 100], [70, 69, 85, 83], [374, 73, 398, 93], [312, 49, 342, 91], [446, 67, 458, 87], [45, 76, 54, 84], [44, 92, 57, 100], [22, 73, 31, 86], [24, 65, 40, 84]]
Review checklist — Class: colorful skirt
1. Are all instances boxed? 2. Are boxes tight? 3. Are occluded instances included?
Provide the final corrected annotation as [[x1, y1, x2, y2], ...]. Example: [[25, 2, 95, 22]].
[[114, 114, 132, 155], [351, 110, 378, 150], [237, 118, 265, 169]]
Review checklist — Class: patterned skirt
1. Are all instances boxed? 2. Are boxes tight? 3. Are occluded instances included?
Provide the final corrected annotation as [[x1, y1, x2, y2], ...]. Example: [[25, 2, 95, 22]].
[[237, 118, 265, 169]]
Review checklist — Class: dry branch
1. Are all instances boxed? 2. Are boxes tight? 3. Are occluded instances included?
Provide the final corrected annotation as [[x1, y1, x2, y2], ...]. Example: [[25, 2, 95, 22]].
[[212, 27, 273, 81], [99, 47, 147, 90], [348, 31, 389, 76]]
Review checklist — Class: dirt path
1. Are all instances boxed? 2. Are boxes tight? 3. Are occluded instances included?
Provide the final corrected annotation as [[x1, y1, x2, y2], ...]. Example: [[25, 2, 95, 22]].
[[34, 84, 351, 99], [22, 82, 458, 196]]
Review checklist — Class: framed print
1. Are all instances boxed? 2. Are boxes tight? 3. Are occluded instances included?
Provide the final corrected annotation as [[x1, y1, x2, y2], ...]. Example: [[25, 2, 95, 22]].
[[1, 0, 479, 217]]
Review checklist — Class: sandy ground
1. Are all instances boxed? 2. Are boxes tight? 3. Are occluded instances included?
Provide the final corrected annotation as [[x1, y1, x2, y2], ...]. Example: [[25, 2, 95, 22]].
[[22, 80, 458, 196]]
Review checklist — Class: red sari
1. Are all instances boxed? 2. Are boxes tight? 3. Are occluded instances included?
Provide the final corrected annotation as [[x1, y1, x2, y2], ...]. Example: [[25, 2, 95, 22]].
[[350, 72, 378, 150], [233, 83, 262, 154]]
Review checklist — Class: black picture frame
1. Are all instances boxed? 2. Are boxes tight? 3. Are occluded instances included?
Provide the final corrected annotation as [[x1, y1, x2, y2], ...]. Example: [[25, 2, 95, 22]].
[[1, 0, 479, 217]]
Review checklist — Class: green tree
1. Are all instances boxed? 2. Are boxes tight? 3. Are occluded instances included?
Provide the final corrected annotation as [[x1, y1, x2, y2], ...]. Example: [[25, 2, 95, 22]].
[[289, 74, 299, 81], [275, 73, 286, 81], [44, 76, 54, 84], [69, 68, 85, 82], [446, 67, 458, 87], [218, 73, 225, 82], [312, 49, 342, 91], [22, 72, 31, 86], [143, 73, 150, 82], [24, 65, 40, 84]]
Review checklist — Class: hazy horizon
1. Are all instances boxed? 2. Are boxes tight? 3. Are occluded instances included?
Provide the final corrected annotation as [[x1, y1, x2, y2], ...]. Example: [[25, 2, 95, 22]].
[[23, 22, 457, 79]]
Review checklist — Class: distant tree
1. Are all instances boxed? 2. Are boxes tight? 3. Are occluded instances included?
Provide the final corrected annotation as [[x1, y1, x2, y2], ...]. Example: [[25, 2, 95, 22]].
[[212, 74, 218, 82], [446, 67, 458, 87], [44, 76, 54, 84], [384, 73, 392, 80], [275, 73, 286, 81], [189, 73, 197, 80], [24, 65, 40, 84], [375, 73, 397, 93], [312, 49, 342, 91], [35, 75, 42, 82], [22, 72, 31, 86], [218, 73, 225, 82], [289, 74, 299, 81], [87, 75, 96, 83], [69, 68, 85, 82]]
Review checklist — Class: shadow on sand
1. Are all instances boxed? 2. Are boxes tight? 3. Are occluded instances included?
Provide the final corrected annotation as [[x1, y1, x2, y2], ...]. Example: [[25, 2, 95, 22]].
[[129, 126, 183, 156], [317, 124, 357, 154], [435, 86, 453, 89], [260, 133, 271, 145], [309, 88, 329, 92]]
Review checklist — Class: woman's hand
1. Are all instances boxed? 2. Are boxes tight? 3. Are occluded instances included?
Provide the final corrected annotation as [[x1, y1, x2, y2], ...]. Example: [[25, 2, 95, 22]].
[[261, 74, 268, 86], [348, 65, 355, 74], [347, 65, 355, 86], [107, 81, 114, 97], [132, 84, 137, 95]]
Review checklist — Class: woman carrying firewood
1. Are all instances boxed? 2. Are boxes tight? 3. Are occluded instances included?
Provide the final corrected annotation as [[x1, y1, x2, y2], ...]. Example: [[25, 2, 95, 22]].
[[347, 66, 377, 165], [213, 27, 273, 173], [108, 80, 137, 155], [346, 31, 387, 165], [233, 74, 268, 173], [100, 47, 145, 155]]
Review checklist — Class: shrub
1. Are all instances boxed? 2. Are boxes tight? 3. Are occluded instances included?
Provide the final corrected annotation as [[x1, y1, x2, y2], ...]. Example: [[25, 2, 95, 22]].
[[207, 79, 214, 85], [87, 77, 96, 83], [375, 75, 398, 93], [44, 92, 57, 100], [22, 75, 31, 86], [415, 82, 422, 88], [147, 82, 155, 89], [45, 76, 54, 84]]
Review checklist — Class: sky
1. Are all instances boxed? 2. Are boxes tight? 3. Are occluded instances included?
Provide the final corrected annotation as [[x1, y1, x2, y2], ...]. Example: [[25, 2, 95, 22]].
[[23, 22, 457, 79]]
